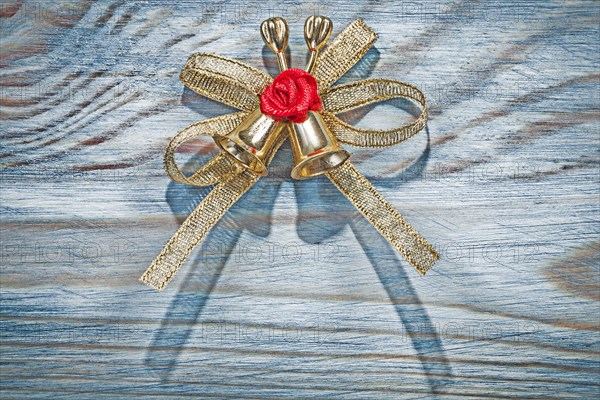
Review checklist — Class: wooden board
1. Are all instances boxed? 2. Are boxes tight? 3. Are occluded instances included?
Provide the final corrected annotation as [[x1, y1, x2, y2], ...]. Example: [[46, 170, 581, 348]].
[[1, 0, 599, 398]]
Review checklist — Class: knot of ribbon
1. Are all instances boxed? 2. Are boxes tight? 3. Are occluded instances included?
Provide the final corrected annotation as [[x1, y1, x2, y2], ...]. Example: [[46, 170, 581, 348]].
[[140, 17, 440, 291]]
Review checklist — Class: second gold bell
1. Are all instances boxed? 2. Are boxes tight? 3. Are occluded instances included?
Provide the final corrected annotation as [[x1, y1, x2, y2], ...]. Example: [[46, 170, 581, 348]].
[[289, 111, 349, 180]]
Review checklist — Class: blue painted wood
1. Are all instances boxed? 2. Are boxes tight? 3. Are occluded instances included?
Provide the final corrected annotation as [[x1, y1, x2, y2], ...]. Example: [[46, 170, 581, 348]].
[[1, 0, 599, 398]]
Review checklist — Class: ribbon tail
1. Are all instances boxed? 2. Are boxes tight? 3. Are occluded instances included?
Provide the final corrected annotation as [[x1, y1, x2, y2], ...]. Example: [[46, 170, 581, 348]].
[[326, 161, 439, 275], [140, 170, 260, 291], [312, 19, 378, 89]]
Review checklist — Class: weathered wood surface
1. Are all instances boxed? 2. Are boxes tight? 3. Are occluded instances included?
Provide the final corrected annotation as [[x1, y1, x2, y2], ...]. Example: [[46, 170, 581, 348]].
[[1, 0, 599, 398]]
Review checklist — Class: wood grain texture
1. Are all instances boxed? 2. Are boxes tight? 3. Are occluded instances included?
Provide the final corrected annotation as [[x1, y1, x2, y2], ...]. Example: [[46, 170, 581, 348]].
[[1, 0, 599, 398]]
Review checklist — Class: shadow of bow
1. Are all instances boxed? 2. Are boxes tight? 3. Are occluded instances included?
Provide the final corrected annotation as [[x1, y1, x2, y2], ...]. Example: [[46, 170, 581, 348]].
[[143, 135, 287, 379], [144, 46, 452, 394], [294, 124, 453, 394]]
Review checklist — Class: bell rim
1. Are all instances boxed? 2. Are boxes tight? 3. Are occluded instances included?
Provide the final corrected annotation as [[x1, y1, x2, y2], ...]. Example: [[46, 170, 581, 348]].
[[214, 135, 268, 176], [291, 149, 350, 180]]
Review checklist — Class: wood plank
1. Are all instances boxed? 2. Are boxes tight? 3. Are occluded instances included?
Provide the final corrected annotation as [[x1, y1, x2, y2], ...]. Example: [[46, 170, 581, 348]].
[[1, 0, 599, 398]]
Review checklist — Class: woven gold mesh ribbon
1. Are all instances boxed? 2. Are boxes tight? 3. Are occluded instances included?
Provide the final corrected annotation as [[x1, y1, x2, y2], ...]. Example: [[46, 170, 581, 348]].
[[140, 19, 439, 291], [321, 79, 428, 147], [140, 171, 260, 291], [326, 162, 438, 275]]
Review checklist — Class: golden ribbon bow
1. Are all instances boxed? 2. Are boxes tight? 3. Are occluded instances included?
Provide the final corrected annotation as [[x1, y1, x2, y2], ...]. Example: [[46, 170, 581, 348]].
[[140, 17, 440, 291]]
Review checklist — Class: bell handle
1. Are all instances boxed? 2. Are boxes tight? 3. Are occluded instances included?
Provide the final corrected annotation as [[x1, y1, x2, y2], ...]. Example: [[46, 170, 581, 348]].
[[304, 15, 333, 73], [260, 17, 289, 71]]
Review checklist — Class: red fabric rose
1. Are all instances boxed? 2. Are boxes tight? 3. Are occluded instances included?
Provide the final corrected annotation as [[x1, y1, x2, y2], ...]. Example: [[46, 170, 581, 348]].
[[260, 68, 322, 123]]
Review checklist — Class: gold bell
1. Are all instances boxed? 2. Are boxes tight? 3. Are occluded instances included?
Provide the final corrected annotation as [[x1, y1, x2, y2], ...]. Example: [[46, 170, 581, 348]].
[[214, 108, 286, 176], [214, 16, 290, 176], [289, 111, 350, 180], [288, 15, 348, 180]]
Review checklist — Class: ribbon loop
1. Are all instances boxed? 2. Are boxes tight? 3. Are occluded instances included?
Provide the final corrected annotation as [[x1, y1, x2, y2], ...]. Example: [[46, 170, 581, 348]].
[[321, 78, 427, 114], [164, 112, 249, 186], [180, 53, 273, 111], [320, 79, 428, 148]]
